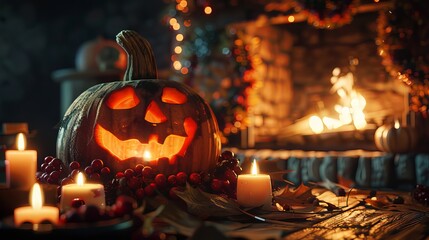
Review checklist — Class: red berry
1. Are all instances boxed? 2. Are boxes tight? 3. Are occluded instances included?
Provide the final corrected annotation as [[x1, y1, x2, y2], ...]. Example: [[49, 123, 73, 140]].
[[49, 170, 61, 181], [61, 177, 74, 186], [221, 150, 235, 160], [36, 171, 43, 180], [228, 158, 240, 169], [211, 179, 223, 192], [135, 188, 145, 200], [224, 169, 237, 185], [189, 172, 202, 185], [91, 159, 104, 172], [200, 172, 211, 184], [155, 174, 167, 188], [40, 163, 48, 171], [89, 173, 101, 181], [234, 165, 243, 175], [45, 165, 55, 174], [71, 198, 85, 208], [114, 195, 137, 217], [115, 172, 125, 179], [142, 166, 154, 179], [127, 176, 140, 190], [222, 179, 231, 190], [44, 156, 54, 164], [124, 168, 135, 178], [167, 175, 177, 186], [70, 169, 80, 179], [100, 167, 111, 175], [144, 184, 156, 196], [47, 176, 57, 184], [49, 158, 62, 170], [176, 172, 187, 186], [134, 164, 144, 174], [69, 161, 80, 170], [84, 166, 94, 175]]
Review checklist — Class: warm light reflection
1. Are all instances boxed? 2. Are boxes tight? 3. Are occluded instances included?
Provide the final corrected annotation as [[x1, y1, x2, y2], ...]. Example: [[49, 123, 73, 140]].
[[174, 46, 182, 54], [172, 23, 180, 30], [309, 115, 324, 134], [16, 133, 26, 151], [309, 67, 367, 133], [77, 172, 85, 186], [173, 60, 182, 70], [204, 6, 212, 15], [288, 16, 295, 22], [250, 160, 259, 175], [30, 183, 43, 209], [143, 150, 152, 161], [176, 34, 184, 41], [169, 18, 177, 26], [394, 120, 400, 129], [94, 117, 197, 162]]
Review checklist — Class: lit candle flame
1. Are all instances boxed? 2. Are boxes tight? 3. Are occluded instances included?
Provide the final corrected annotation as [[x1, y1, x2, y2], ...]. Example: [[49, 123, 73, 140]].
[[143, 150, 152, 161], [76, 172, 85, 186], [251, 160, 259, 175], [16, 133, 26, 151], [394, 120, 400, 129], [30, 183, 43, 209]]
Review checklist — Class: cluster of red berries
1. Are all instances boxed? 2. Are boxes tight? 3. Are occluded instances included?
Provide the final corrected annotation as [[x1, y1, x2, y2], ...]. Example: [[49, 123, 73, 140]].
[[37, 156, 114, 203], [37, 150, 243, 208], [413, 184, 429, 205], [109, 164, 203, 204], [207, 150, 242, 199], [60, 195, 137, 224], [36, 156, 68, 185]]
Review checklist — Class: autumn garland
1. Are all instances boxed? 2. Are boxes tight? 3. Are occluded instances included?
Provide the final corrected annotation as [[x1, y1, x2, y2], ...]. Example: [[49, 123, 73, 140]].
[[294, 0, 359, 29], [376, 0, 429, 113]]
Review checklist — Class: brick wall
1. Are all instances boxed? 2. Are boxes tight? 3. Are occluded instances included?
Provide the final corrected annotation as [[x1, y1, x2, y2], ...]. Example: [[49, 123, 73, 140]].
[[233, 12, 405, 149]]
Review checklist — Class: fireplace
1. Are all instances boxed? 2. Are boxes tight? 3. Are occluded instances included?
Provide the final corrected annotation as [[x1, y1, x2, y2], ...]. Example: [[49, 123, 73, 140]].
[[218, 11, 407, 151]]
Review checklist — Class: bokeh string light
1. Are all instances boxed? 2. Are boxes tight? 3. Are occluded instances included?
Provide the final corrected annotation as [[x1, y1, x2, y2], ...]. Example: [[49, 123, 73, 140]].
[[376, 0, 429, 114]]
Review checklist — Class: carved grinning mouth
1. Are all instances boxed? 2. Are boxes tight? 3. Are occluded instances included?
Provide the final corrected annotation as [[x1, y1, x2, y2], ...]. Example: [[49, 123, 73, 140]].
[[94, 117, 197, 162]]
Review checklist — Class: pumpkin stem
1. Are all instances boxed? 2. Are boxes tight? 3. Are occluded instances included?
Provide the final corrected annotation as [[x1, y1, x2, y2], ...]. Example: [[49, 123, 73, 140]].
[[116, 30, 158, 80]]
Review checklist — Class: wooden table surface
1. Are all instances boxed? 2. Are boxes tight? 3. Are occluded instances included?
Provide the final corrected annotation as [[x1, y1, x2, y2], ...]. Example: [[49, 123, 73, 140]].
[[153, 188, 429, 240], [1, 188, 428, 240]]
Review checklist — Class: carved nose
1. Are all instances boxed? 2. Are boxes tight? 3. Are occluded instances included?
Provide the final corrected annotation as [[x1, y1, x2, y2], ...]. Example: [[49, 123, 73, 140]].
[[144, 100, 167, 124]]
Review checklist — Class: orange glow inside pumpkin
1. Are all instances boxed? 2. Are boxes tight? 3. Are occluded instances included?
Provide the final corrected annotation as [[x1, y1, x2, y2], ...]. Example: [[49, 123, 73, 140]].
[[94, 117, 197, 162], [106, 86, 140, 109], [145, 101, 167, 123], [162, 87, 187, 104]]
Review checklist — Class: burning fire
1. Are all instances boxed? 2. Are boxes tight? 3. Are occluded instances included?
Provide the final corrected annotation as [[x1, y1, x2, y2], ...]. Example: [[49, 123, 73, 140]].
[[309, 67, 367, 133]]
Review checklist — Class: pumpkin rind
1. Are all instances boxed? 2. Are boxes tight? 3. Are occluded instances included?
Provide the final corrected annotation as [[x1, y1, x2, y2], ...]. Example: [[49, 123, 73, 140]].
[[374, 124, 418, 153], [57, 30, 221, 175]]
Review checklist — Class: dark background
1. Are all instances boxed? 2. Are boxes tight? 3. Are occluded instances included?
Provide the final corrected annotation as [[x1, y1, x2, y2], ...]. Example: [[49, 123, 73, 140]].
[[0, 0, 171, 159]]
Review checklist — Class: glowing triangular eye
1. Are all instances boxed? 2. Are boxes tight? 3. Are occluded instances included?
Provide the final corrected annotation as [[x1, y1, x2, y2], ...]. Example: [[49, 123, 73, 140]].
[[145, 101, 167, 123], [106, 86, 140, 109], [162, 87, 187, 104]]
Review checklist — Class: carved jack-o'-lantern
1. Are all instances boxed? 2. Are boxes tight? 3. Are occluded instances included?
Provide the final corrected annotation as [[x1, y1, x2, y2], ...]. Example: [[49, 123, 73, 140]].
[[56, 30, 221, 175]]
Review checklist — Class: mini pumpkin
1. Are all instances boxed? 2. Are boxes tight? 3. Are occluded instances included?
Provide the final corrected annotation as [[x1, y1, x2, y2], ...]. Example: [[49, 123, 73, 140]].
[[374, 120, 418, 153], [57, 30, 221, 175]]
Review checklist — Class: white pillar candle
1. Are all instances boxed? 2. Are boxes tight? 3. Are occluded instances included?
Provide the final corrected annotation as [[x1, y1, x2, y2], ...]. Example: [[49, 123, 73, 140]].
[[6, 133, 37, 190], [14, 183, 59, 226], [237, 160, 272, 208], [60, 172, 105, 212]]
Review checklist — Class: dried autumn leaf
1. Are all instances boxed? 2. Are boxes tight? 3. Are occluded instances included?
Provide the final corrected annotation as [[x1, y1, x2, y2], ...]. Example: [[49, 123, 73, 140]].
[[174, 184, 242, 219], [364, 198, 389, 209], [274, 183, 314, 207]]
